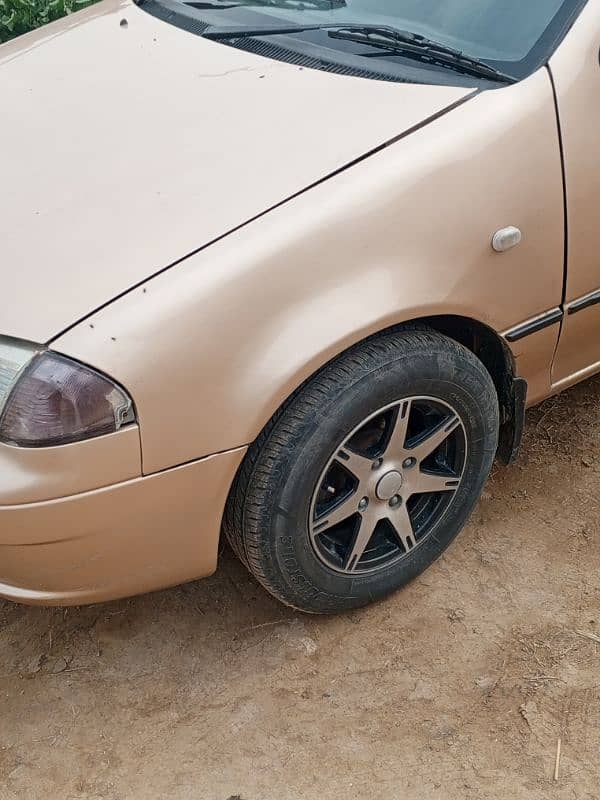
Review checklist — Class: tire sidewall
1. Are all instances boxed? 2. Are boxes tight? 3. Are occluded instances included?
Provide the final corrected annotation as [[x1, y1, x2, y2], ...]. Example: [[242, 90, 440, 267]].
[[261, 346, 498, 609]]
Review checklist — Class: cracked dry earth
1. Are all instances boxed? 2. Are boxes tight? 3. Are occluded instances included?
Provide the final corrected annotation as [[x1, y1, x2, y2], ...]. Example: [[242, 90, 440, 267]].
[[1, 375, 599, 800]]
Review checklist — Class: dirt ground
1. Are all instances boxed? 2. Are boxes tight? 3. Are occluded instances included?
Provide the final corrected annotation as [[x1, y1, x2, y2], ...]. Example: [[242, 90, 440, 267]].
[[1, 375, 599, 800]]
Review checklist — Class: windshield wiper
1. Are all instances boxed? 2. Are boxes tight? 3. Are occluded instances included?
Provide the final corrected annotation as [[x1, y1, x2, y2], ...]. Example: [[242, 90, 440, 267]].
[[203, 21, 515, 84], [203, 22, 328, 38], [327, 26, 515, 83], [188, 0, 345, 10]]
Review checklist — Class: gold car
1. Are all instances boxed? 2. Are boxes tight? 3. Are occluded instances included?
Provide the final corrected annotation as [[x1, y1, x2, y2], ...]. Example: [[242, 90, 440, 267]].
[[1, 0, 598, 612]]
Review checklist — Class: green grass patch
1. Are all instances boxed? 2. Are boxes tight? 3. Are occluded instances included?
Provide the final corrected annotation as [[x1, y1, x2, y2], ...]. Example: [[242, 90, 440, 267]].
[[0, 0, 98, 44]]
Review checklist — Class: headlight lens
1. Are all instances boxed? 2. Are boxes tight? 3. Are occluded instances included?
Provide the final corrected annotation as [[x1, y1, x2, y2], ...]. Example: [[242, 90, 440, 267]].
[[0, 338, 135, 447]]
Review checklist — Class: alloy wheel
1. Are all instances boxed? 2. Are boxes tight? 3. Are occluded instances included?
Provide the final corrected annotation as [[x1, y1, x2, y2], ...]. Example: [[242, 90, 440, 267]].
[[309, 396, 467, 574]]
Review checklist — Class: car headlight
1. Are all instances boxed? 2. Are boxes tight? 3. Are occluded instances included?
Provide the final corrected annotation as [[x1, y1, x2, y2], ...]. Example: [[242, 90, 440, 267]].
[[0, 337, 136, 447]]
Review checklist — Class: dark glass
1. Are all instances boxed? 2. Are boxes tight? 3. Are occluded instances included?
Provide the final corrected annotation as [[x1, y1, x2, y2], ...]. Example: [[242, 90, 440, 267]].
[[0, 352, 134, 447], [139, 0, 586, 82]]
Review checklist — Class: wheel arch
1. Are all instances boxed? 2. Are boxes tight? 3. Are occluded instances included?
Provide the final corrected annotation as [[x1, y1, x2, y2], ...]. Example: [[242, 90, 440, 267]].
[[415, 315, 525, 463], [245, 313, 522, 471], [222, 316, 513, 609]]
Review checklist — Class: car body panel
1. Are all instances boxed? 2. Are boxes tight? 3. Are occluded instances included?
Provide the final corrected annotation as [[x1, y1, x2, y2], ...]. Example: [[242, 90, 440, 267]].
[[509, 325, 563, 407], [0, 0, 472, 344], [5, 1, 600, 608], [0, 447, 245, 605], [53, 67, 564, 474], [549, 0, 600, 383], [0, 426, 141, 505]]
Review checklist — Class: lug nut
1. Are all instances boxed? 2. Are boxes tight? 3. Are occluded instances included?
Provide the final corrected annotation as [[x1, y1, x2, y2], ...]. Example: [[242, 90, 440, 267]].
[[358, 497, 369, 511], [389, 495, 402, 508], [372, 458, 383, 470], [402, 457, 417, 469]]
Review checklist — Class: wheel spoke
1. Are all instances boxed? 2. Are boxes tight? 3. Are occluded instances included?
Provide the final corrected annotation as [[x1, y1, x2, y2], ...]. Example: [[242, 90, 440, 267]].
[[410, 470, 460, 495], [382, 399, 412, 457], [335, 446, 373, 483], [409, 415, 461, 463], [313, 490, 359, 534], [309, 395, 467, 576], [388, 503, 416, 553], [344, 511, 379, 572]]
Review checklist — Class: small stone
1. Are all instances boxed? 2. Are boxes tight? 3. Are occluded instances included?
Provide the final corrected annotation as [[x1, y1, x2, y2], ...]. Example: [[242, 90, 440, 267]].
[[434, 717, 455, 739], [409, 679, 435, 701], [299, 637, 317, 656], [26, 654, 45, 675], [49, 657, 68, 674], [519, 700, 538, 727], [475, 676, 495, 693]]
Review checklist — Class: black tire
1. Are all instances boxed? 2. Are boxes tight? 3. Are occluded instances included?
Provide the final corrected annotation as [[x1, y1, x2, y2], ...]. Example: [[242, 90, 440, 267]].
[[223, 328, 499, 614]]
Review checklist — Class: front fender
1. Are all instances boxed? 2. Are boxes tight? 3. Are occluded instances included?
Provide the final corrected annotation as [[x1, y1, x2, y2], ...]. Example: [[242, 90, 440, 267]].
[[53, 68, 563, 474]]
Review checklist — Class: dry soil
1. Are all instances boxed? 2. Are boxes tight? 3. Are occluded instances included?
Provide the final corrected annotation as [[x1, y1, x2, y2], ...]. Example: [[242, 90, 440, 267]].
[[1, 374, 599, 800]]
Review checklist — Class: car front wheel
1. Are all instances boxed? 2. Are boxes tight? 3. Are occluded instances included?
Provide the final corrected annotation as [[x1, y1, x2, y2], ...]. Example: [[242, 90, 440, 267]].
[[224, 328, 499, 614]]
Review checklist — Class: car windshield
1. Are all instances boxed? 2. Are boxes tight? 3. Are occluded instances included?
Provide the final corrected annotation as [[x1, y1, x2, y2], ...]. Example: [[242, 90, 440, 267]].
[[140, 0, 586, 84], [219, 0, 566, 60]]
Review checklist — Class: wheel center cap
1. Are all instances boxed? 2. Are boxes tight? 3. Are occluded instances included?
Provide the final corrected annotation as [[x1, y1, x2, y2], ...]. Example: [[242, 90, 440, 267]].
[[375, 470, 403, 501]]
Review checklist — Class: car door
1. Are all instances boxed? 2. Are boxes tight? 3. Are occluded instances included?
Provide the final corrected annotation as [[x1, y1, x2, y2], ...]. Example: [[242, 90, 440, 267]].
[[550, 0, 600, 386]]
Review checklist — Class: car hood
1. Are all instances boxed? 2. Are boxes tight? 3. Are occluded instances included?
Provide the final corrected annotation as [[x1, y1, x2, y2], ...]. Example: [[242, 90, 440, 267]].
[[1, 0, 472, 343]]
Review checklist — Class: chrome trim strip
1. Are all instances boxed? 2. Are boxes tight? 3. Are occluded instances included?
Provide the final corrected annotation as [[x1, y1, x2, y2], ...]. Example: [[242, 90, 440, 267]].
[[567, 288, 600, 315], [504, 308, 563, 342]]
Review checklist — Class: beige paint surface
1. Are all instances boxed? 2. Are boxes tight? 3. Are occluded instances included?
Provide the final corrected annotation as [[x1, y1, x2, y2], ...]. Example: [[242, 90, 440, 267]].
[[1, 0, 470, 342], [55, 69, 565, 473]]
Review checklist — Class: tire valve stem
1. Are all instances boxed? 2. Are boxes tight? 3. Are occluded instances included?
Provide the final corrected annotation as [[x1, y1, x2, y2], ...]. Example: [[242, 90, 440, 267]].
[[326, 485, 336, 495]]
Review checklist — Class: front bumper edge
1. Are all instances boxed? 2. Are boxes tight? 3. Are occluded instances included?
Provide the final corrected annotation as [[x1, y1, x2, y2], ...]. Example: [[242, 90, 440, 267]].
[[0, 447, 246, 606]]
